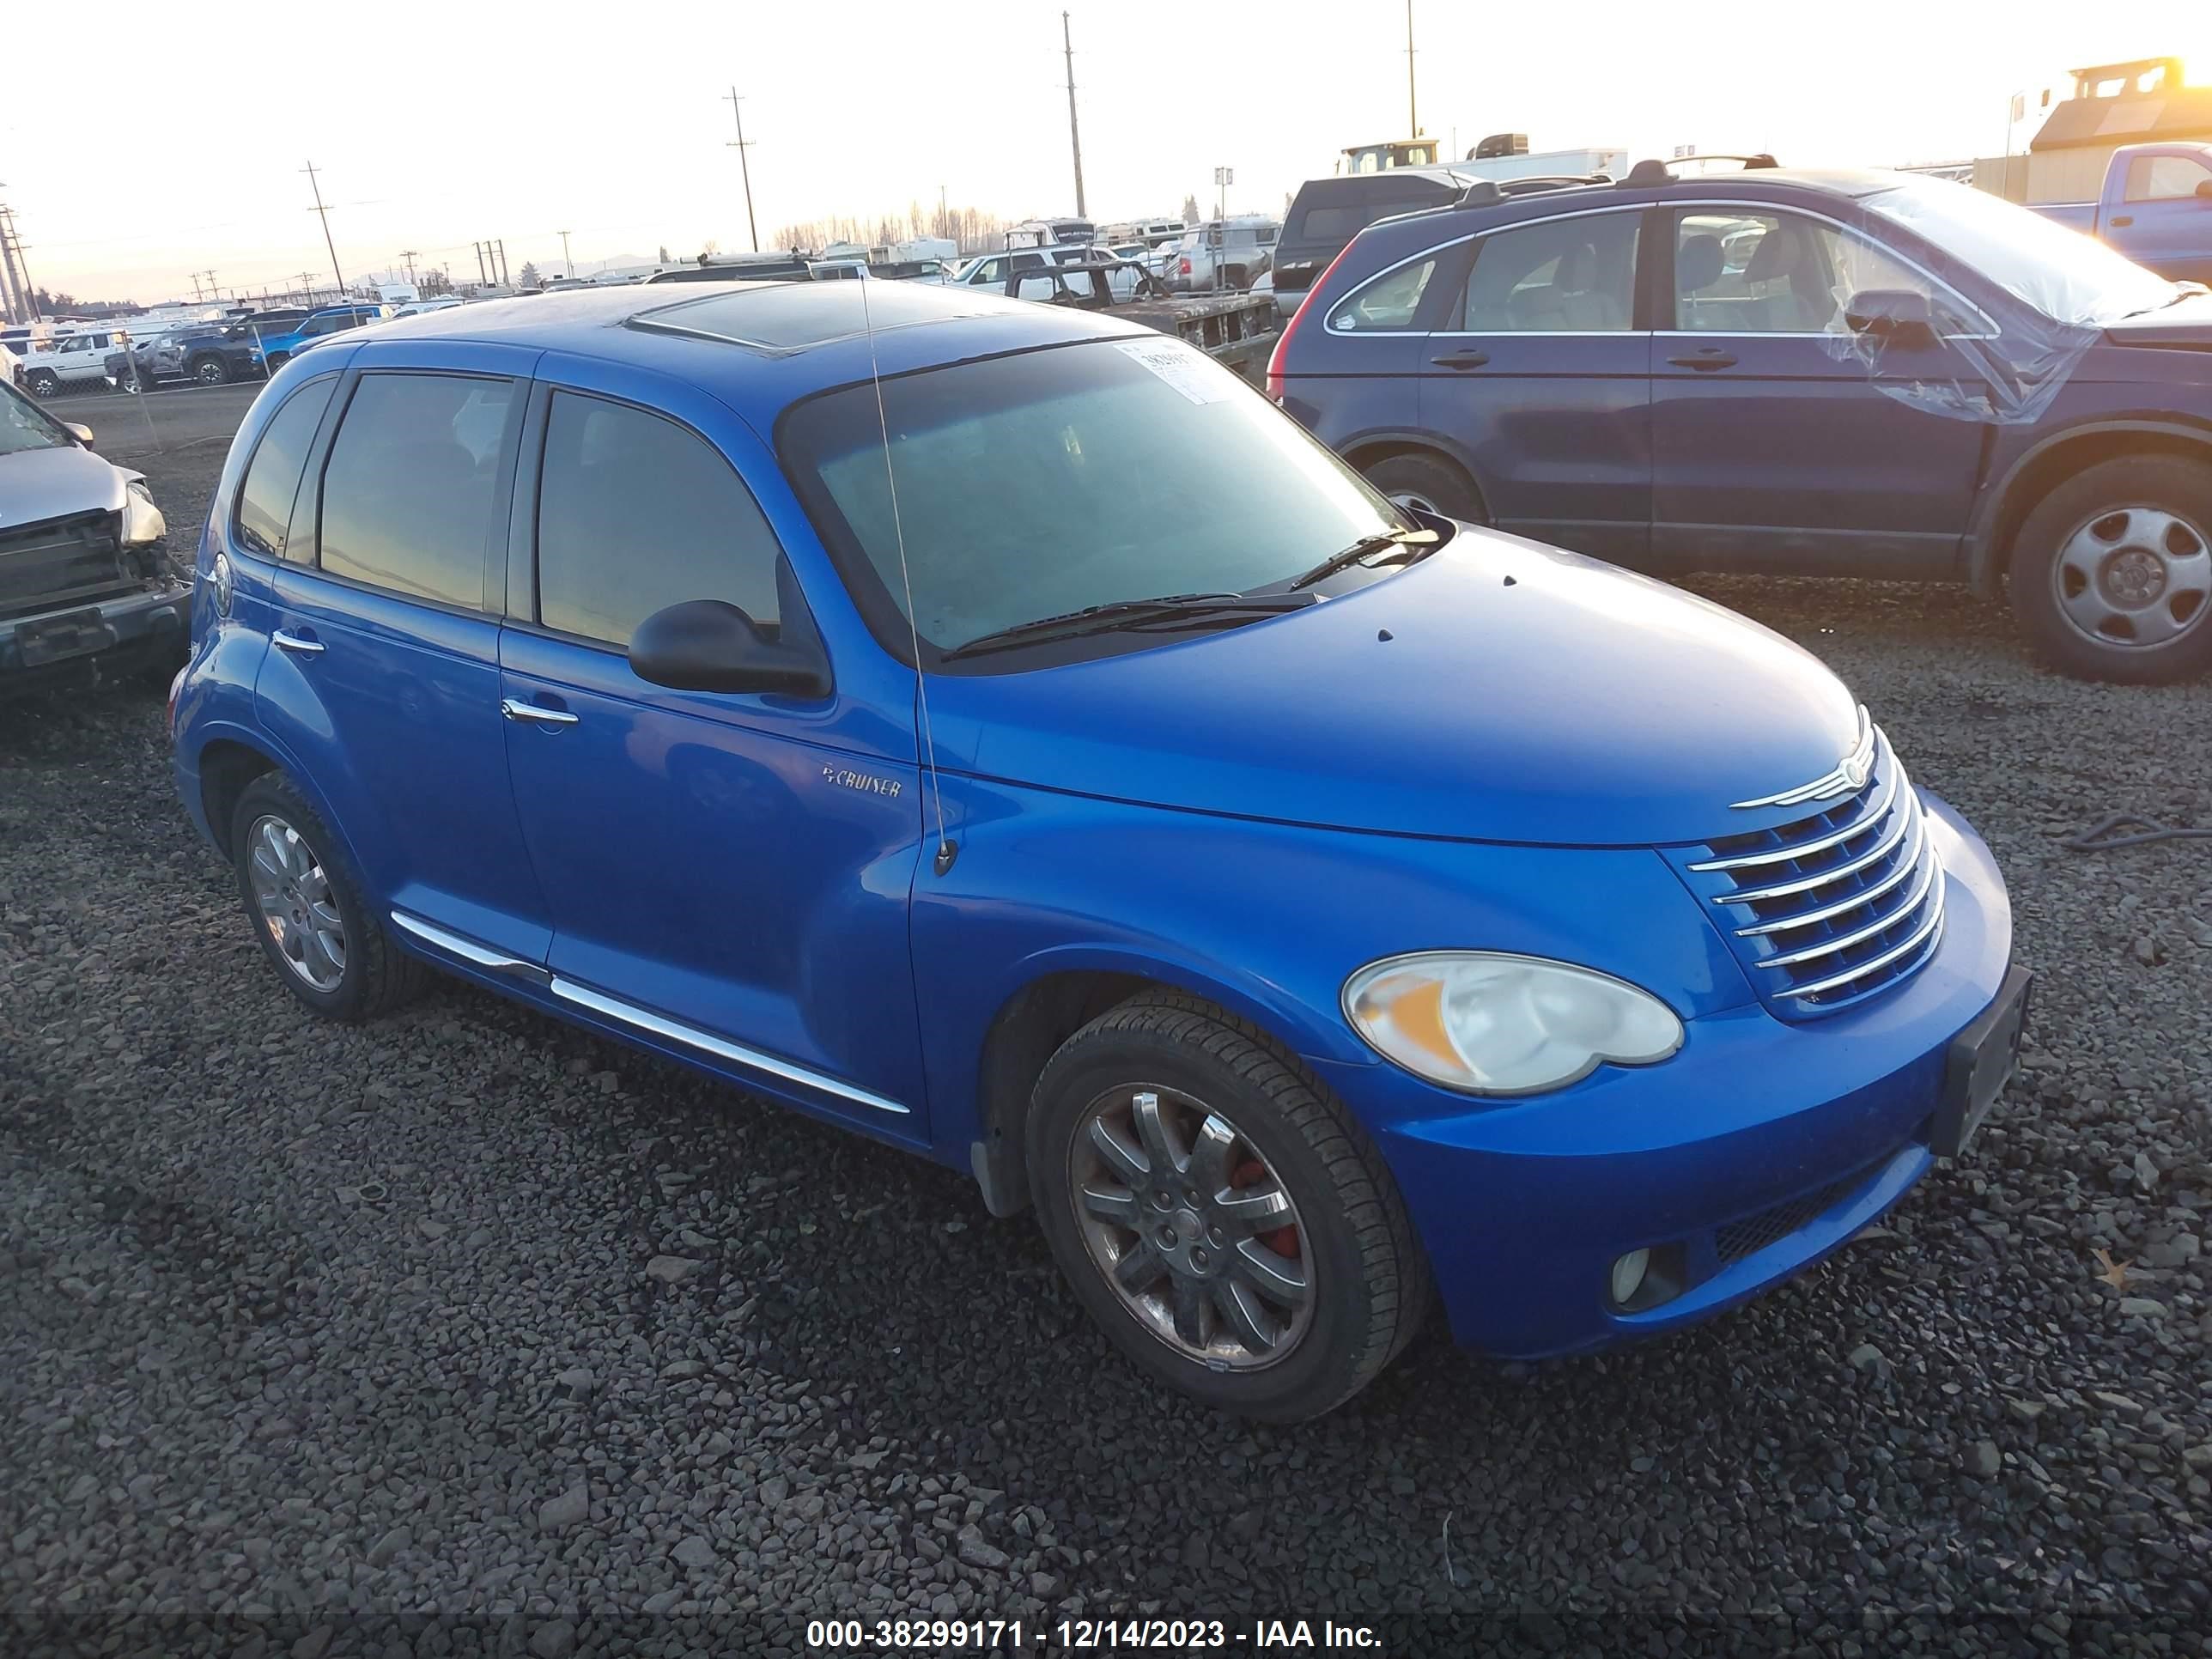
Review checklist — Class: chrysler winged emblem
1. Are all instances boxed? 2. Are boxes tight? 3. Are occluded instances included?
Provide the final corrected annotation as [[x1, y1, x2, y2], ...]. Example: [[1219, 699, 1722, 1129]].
[[1731, 706, 1875, 810]]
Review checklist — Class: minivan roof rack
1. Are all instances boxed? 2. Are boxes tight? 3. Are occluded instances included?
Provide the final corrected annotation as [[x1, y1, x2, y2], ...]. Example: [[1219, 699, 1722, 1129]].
[[1455, 173, 1613, 208], [1620, 153, 1781, 186]]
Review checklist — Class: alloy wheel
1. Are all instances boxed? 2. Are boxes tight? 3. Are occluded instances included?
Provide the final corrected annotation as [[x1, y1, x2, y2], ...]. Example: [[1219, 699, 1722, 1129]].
[[2051, 504, 2210, 650], [246, 813, 347, 993], [1067, 1085, 1315, 1370]]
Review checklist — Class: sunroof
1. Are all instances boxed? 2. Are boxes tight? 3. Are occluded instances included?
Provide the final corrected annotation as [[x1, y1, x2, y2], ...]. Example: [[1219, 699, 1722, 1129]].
[[629, 282, 996, 350]]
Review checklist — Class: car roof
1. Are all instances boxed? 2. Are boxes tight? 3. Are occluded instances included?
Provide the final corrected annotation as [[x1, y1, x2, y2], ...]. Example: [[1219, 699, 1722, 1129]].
[[344, 279, 1156, 422]]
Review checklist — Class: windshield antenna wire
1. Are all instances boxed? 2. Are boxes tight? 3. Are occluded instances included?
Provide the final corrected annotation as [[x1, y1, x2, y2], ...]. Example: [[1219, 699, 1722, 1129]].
[[856, 275, 956, 876]]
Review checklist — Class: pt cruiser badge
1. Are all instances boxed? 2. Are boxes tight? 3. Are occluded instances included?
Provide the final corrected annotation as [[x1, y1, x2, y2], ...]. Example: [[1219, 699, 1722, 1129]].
[[822, 763, 902, 799]]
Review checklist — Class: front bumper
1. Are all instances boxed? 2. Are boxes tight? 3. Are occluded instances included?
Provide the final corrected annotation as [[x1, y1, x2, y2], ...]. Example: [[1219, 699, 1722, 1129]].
[[1317, 792, 2015, 1359], [0, 579, 191, 699]]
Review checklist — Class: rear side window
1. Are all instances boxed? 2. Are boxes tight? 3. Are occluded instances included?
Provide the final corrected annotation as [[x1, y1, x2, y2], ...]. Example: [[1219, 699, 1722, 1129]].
[[1329, 256, 1442, 331], [317, 373, 518, 607], [534, 391, 784, 647], [1460, 213, 1639, 332], [234, 376, 337, 559]]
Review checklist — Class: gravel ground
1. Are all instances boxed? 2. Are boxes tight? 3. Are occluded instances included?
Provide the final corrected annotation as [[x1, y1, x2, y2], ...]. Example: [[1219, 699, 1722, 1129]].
[[3, 418, 2209, 1657]]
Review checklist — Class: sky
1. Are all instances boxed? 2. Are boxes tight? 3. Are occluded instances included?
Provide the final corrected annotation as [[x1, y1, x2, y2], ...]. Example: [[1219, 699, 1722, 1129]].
[[3, 0, 2203, 307]]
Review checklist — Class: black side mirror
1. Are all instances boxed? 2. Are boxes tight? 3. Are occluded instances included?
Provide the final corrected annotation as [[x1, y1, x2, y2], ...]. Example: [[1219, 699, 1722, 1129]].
[[628, 599, 830, 696], [1844, 288, 1937, 347]]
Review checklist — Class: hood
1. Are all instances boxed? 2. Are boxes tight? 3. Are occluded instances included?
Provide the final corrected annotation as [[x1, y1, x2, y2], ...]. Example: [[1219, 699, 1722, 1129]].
[[931, 532, 1863, 848], [0, 444, 128, 532], [2103, 289, 2212, 350]]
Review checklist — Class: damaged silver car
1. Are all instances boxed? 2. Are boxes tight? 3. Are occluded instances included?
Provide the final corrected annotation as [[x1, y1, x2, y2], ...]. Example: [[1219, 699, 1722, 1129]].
[[1, 380, 186, 699]]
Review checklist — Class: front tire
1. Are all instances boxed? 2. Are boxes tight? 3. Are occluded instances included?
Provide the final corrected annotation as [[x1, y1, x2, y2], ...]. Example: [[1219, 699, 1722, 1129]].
[[1027, 992, 1429, 1421], [228, 774, 428, 1022], [1361, 451, 1486, 521], [27, 369, 58, 398], [2007, 454, 2212, 684]]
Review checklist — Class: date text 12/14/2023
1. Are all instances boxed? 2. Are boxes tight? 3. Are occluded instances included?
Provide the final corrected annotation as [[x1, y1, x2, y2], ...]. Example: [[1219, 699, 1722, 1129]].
[[805, 1617, 1383, 1650]]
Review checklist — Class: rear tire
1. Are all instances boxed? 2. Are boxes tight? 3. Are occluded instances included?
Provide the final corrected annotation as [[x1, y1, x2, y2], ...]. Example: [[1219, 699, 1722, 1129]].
[[2007, 454, 2212, 684], [190, 354, 230, 386], [1026, 991, 1429, 1421], [228, 774, 429, 1022], [1362, 451, 1487, 522]]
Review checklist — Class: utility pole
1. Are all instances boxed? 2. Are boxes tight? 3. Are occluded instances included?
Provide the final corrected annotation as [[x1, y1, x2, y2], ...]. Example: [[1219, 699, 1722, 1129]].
[[302, 161, 345, 292], [724, 88, 760, 252], [3, 206, 40, 319], [495, 239, 509, 286], [0, 191, 16, 325], [1405, 0, 1419, 137], [557, 230, 573, 278], [473, 242, 489, 286], [1061, 12, 1086, 217], [398, 249, 418, 285], [297, 271, 317, 303]]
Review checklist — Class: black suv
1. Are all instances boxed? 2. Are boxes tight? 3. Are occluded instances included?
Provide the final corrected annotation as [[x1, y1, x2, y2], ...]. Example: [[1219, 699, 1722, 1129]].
[[1271, 167, 1480, 319]]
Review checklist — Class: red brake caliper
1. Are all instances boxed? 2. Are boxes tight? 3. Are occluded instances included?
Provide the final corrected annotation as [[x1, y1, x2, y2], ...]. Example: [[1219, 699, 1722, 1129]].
[[1231, 1159, 1301, 1258]]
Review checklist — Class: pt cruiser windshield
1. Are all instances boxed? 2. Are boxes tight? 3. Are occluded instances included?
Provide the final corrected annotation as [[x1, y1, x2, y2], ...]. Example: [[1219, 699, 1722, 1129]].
[[782, 340, 1417, 660]]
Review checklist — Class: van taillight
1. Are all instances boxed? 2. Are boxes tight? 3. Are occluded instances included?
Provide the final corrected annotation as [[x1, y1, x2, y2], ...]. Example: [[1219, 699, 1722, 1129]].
[[1264, 244, 1352, 404]]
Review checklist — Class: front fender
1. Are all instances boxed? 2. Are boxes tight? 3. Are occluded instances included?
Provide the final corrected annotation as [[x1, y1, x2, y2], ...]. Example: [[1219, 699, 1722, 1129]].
[[910, 773, 1755, 1159]]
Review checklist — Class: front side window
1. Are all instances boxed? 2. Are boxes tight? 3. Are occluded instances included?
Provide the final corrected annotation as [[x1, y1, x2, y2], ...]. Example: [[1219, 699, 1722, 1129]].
[[782, 339, 1409, 661], [1461, 213, 1638, 331], [234, 377, 337, 559], [535, 391, 783, 647], [2125, 153, 2212, 202], [316, 373, 518, 606], [1329, 256, 1440, 331], [1674, 210, 1936, 334]]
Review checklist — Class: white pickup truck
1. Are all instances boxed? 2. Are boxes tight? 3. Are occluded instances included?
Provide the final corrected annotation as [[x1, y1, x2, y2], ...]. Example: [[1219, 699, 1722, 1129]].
[[20, 329, 131, 398]]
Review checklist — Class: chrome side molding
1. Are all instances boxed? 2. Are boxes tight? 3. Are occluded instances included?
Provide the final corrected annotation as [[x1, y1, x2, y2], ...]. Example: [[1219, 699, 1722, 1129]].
[[548, 977, 913, 1116], [390, 910, 538, 973]]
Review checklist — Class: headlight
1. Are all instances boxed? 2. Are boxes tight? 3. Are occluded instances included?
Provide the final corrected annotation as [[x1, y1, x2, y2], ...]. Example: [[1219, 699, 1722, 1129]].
[[121, 478, 167, 547], [1342, 951, 1683, 1097]]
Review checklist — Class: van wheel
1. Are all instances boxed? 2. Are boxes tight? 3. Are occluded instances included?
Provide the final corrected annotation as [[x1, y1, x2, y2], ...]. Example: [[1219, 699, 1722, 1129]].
[[1026, 992, 1429, 1421], [27, 369, 59, 398], [2008, 455, 2212, 684], [1362, 452, 1486, 522], [228, 774, 428, 1021]]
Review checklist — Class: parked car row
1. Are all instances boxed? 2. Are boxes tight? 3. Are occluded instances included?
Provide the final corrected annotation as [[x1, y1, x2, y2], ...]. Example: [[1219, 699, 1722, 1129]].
[[1269, 157, 2212, 683]]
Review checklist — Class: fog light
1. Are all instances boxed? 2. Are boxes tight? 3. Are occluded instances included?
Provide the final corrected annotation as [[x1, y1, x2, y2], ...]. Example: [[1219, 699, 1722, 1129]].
[[1610, 1248, 1650, 1306]]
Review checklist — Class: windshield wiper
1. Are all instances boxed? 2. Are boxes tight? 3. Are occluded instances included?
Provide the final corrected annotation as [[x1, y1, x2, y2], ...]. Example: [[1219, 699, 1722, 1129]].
[[941, 592, 1312, 660], [1286, 526, 1439, 592]]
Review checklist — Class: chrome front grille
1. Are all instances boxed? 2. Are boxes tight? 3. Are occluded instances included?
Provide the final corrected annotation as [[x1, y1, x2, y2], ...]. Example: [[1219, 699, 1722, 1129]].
[[1686, 727, 1945, 1018]]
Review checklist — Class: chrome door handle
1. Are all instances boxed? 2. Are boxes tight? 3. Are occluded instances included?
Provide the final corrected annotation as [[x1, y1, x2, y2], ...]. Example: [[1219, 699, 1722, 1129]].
[[271, 629, 325, 655], [501, 697, 578, 726]]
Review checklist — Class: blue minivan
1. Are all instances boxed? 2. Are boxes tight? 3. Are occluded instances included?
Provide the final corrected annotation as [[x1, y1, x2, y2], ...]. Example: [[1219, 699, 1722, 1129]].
[[172, 283, 2026, 1419]]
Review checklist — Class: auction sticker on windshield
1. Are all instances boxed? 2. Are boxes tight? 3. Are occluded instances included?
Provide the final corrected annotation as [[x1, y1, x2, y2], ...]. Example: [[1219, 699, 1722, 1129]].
[[1112, 337, 1231, 405]]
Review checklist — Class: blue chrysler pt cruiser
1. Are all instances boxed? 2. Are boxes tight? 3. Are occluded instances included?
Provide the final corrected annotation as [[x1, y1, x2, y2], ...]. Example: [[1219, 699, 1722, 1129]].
[[171, 282, 2027, 1420]]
